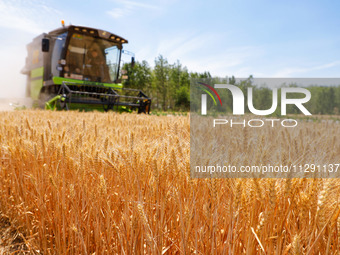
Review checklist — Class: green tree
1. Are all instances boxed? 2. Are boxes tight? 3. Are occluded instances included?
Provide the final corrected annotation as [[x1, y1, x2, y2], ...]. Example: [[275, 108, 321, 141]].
[[122, 60, 151, 91], [154, 55, 169, 110], [168, 60, 191, 110], [168, 60, 181, 109]]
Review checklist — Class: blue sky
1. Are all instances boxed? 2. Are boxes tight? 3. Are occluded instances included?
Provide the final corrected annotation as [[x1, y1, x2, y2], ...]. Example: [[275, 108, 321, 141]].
[[0, 0, 339, 97]]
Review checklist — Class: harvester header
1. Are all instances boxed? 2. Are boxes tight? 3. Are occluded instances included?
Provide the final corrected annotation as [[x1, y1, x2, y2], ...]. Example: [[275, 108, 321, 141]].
[[22, 24, 151, 113]]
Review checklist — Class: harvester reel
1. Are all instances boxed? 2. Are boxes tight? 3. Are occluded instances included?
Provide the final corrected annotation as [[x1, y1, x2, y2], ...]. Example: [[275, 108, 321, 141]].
[[50, 82, 151, 113]]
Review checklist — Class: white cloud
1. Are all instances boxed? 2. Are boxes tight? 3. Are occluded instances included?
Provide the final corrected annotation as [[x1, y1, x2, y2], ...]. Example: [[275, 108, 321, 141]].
[[107, 0, 161, 19], [114, 0, 160, 10], [273, 61, 340, 77], [133, 30, 266, 77], [180, 46, 264, 77], [157, 34, 209, 58], [107, 8, 129, 19], [146, 32, 264, 76], [0, 0, 61, 34]]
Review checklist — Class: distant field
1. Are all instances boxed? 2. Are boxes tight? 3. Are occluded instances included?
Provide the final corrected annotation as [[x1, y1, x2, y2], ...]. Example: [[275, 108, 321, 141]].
[[1, 110, 340, 254]]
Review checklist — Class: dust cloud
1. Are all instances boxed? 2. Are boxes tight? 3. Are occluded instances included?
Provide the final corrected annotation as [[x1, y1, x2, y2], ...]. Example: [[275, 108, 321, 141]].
[[0, 33, 33, 111]]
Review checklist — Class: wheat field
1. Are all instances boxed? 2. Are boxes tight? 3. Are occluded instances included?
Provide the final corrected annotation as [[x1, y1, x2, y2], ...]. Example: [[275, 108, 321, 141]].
[[1, 110, 340, 254]]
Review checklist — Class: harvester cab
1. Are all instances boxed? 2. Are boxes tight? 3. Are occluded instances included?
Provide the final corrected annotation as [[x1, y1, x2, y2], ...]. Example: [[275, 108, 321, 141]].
[[22, 24, 151, 113]]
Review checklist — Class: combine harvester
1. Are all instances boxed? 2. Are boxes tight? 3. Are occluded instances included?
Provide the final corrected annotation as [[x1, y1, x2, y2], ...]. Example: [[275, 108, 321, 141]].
[[22, 21, 151, 113]]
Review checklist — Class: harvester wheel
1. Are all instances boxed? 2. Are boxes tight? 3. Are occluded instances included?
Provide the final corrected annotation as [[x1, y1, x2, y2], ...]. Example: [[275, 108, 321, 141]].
[[101, 89, 116, 112], [103, 104, 113, 112], [137, 100, 150, 114], [138, 105, 146, 114]]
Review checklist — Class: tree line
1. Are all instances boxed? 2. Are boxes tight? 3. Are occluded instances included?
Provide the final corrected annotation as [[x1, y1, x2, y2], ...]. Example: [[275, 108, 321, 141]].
[[122, 55, 211, 111], [123, 55, 340, 115]]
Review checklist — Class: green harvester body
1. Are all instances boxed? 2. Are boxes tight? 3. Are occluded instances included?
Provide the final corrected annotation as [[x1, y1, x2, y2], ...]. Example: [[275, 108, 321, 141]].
[[22, 25, 151, 113]]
